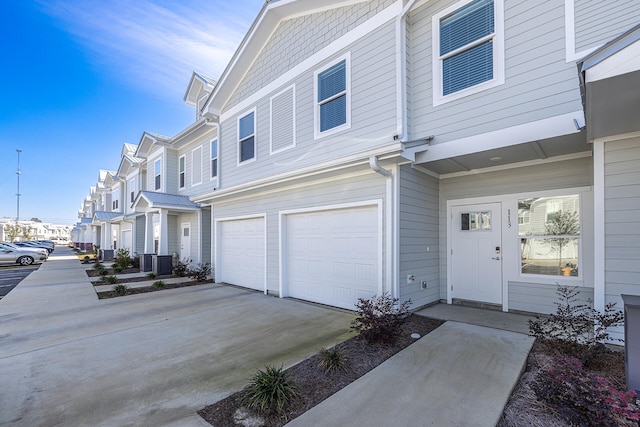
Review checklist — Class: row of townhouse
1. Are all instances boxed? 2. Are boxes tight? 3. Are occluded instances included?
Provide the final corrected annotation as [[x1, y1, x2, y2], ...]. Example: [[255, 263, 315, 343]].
[[74, 0, 640, 339], [1, 218, 71, 242]]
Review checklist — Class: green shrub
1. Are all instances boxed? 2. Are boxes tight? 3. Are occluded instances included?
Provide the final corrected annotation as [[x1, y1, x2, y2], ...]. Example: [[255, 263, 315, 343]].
[[82, 255, 90, 264], [115, 248, 131, 270], [173, 258, 191, 277], [318, 346, 349, 374], [188, 262, 212, 282], [152, 280, 165, 289], [99, 269, 109, 277], [94, 262, 104, 270], [529, 286, 624, 349], [112, 284, 129, 296], [241, 365, 297, 415], [532, 355, 639, 426], [105, 275, 119, 285], [113, 266, 123, 274], [351, 293, 411, 344], [146, 272, 157, 279]]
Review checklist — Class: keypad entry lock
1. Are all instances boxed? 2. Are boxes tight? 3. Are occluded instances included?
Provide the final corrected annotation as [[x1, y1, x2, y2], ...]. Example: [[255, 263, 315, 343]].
[[492, 246, 501, 261]]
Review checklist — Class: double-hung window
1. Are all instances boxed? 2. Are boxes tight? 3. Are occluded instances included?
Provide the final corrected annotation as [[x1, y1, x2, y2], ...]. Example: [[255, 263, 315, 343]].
[[315, 54, 350, 137], [238, 110, 256, 164], [112, 189, 119, 211], [179, 155, 186, 189], [129, 178, 135, 203], [154, 158, 162, 191], [211, 139, 218, 180], [433, 0, 504, 105]]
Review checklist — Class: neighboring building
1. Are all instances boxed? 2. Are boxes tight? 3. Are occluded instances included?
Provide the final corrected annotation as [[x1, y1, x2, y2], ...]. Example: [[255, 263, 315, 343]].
[[76, 1, 640, 340], [1, 218, 72, 242]]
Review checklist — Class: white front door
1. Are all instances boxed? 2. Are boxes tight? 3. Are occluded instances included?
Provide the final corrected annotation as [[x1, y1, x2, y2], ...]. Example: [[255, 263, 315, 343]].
[[180, 223, 191, 261], [451, 203, 502, 305]]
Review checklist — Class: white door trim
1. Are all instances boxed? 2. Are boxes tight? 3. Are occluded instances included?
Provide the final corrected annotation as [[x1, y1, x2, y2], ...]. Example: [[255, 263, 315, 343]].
[[214, 213, 267, 294]]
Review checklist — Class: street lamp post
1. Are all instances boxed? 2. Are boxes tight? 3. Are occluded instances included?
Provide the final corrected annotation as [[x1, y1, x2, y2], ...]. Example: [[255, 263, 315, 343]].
[[16, 149, 22, 223]]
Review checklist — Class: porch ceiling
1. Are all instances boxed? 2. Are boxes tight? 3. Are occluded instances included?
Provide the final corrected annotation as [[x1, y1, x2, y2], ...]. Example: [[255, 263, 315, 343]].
[[414, 131, 590, 175]]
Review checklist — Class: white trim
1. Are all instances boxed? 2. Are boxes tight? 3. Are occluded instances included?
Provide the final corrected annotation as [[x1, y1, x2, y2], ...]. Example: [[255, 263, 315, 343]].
[[564, 0, 600, 62], [178, 154, 186, 190], [191, 146, 203, 187], [314, 52, 352, 139], [210, 138, 219, 185], [415, 111, 585, 164], [214, 213, 268, 295], [194, 143, 404, 203], [278, 200, 383, 300], [237, 108, 257, 166], [219, 2, 401, 121], [432, 0, 505, 107], [269, 84, 297, 154], [592, 130, 640, 144], [593, 140, 605, 313]]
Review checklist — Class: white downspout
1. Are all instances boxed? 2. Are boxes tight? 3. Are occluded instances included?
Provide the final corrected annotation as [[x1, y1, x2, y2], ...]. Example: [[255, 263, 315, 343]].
[[370, 156, 398, 300]]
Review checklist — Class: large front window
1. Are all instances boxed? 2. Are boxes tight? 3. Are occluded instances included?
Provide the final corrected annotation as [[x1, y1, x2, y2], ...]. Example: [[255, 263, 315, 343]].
[[433, 0, 504, 105], [519, 195, 580, 277]]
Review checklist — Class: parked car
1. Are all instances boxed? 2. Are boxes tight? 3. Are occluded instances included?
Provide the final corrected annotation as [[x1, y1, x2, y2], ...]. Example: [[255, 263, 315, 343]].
[[0, 247, 46, 266], [13, 241, 54, 254], [2, 242, 48, 258]]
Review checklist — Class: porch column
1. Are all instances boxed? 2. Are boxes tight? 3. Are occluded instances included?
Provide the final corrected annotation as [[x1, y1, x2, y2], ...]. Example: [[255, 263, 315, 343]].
[[144, 212, 154, 253], [104, 223, 112, 249], [158, 209, 169, 255], [130, 219, 137, 254]]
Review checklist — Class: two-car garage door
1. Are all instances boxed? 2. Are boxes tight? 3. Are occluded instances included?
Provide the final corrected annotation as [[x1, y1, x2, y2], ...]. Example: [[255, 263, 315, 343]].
[[285, 205, 379, 310], [217, 204, 380, 310]]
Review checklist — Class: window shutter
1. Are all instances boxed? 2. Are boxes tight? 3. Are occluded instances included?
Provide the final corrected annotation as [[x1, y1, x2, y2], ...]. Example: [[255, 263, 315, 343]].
[[271, 87, 295, 152]]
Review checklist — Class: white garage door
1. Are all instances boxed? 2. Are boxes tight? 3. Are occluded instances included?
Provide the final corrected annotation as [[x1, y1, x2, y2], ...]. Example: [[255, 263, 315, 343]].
[[285, 205, 379, 310], [218, 217, 265, 291]]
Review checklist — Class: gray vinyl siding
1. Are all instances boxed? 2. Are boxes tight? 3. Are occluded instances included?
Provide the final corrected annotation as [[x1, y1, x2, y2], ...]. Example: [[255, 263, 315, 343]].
[[211, 169, 387, 296], [168, 215, 179, 256], [407, 0, 582, 144], [225, 0, 396, 111], [509, 281, 593, 313], [219, 20, 397, 190], [398, 165, 440, 309], [575, 0, 640, 52], [439, 156, 593, 308], [201, 207, 212, 265], [165, 150, 178, 195], [135, 215, 145, 255], [176, 134, 217, 198], [604, 137, 640, 339]]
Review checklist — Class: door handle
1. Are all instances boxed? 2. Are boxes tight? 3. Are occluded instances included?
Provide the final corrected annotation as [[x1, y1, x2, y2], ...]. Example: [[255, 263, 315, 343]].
[[491, 256, 501, 260]]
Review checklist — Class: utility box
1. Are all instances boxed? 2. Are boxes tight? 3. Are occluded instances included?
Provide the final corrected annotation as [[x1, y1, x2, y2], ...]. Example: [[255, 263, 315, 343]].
[[152, 255, 173, 276], [139, 253, 155, 272], [99, 249, 114, 262], [622, 294, 640, 393]]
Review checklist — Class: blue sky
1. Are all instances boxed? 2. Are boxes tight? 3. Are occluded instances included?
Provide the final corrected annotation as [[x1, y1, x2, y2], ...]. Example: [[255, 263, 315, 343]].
[[0, 0, 264, 225]]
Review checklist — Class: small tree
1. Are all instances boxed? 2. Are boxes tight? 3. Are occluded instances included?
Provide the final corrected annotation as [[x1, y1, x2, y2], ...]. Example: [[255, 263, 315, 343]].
[[21, 226, 35, 241], [4, 223, 22, 241], [543, 210, 580, 270]]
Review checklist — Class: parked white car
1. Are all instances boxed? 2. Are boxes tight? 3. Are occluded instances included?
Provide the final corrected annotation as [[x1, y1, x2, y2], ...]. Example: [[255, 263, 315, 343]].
[[0, 247, 47, 266], [1, 242, 48, 259]]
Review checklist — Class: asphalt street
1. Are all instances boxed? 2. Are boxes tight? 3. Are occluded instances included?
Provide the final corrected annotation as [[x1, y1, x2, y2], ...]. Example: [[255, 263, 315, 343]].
[[0, 266, 37, 298]]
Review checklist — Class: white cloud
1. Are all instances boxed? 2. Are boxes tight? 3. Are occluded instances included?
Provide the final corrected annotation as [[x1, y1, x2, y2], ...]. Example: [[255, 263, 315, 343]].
[[38, 0, 263, 99]]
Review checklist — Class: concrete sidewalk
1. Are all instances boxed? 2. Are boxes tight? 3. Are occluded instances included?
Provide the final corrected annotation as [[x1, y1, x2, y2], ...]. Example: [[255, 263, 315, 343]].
[[286, 321, 534, 426]]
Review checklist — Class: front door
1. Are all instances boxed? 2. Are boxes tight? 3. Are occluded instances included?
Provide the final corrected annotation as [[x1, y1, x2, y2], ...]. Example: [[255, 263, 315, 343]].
[[180, 223, 191, 261], [451, 203, 502, 305]]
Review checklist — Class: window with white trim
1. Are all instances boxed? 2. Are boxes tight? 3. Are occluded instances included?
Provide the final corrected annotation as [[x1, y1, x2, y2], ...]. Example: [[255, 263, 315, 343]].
[[192, 146, 202, 186], [179, 155, 186, 189], [129, 178, 135, 203], [154, 158, 162, 191], [112, 189, 119, 211], [211, 139, 218, 179], [315, 54, 350, 137], [433, 0, 504, 105], [519, 195, 581, 278], [238, 110, 255, 164]]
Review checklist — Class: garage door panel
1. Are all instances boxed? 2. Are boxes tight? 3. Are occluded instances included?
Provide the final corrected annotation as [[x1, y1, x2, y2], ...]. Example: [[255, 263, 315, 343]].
[[286, 205, 380, 310], [219, 218, 265, 291]]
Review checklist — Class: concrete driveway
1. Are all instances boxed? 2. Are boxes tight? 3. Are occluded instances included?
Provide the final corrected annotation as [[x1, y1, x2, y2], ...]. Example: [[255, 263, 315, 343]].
[[0, 248, 354, 426]]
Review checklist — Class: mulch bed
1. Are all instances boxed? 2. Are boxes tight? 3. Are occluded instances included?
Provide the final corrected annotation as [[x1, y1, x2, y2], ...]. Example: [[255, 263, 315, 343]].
[[198, 314, 444, 427], [96, 279, 214, 299], [86, 267, 140, 277], [497, 340, 629, 427], [91, 274, 174, 286]]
